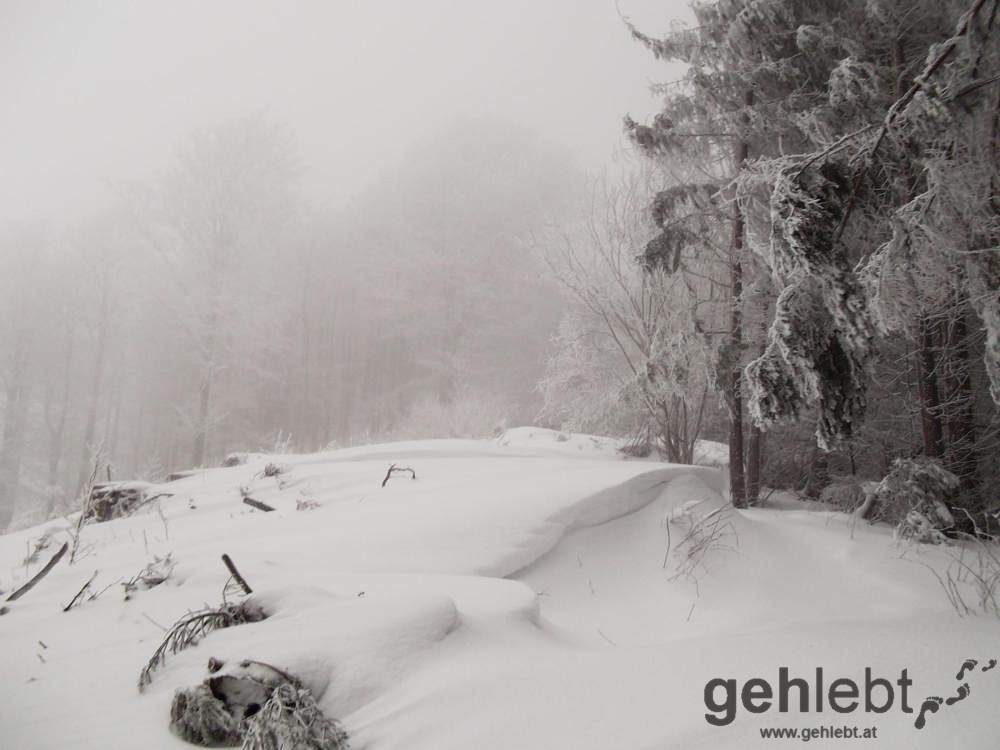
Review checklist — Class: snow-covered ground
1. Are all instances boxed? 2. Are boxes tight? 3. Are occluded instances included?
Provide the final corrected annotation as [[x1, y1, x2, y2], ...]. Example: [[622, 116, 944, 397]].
[[0, 429, 997, 749]]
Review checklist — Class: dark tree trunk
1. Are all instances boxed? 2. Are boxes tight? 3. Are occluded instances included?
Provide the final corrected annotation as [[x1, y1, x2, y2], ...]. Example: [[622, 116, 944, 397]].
[[915, 315, 945, 458], [745, 426, 762, 504], [727, 91, 753, 508], [942, 307, 981, 510]]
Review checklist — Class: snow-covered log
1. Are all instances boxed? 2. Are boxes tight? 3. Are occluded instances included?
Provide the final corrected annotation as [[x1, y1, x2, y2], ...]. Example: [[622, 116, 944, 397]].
[[85, 480, 157, 522]]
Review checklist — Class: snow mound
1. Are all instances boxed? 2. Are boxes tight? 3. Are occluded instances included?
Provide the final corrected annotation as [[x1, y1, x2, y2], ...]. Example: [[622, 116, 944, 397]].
[[159, 586, 460, 718], [2, 432, 999, 750]]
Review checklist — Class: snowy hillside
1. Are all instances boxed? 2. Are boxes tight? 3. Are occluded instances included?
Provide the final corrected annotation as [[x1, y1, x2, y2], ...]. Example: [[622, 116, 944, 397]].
[[1, 430, 997, 749]]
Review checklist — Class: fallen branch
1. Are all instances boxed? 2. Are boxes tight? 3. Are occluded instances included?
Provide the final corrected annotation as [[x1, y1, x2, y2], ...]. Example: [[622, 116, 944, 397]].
[[221, 554, 253, 595], [242, 497, 275, 512], [63, 570, 99, 612], [381, 464, 417, 488], [5, 542, 69, 603]]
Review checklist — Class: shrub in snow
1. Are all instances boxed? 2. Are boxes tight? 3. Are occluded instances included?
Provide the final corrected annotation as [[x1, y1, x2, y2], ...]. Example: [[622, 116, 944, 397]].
[[899, 510, 951, 545], [618, 432, 652, 458], [139, 599, 269, 691], [262, 463, 284, 478], [762, 427, 831, 498], [869, 458, 959, 543], [934, 537, 1000, 618], [665, 500, 738, 581], [242, 682, 350, 750], [818, 476, 877, 513], [86, 481, 154, 522], [170, 660, 349, 750], [170, 684, 243, 746], [123, 553, 176, 600], [389, 386, 512, 440]]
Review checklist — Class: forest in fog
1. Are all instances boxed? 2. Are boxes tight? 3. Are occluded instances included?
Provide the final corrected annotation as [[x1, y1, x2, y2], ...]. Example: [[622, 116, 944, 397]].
[[0, 117, 583, 527], [2, 0, 999, 537]]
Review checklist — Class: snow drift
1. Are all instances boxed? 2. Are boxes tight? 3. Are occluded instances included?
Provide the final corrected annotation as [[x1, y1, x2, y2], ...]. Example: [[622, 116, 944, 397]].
[[0, 430, 997, 749]]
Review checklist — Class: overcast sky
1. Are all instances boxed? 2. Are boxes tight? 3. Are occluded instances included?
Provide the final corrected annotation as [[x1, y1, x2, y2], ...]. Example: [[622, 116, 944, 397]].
[[1, 0, 691, 226]]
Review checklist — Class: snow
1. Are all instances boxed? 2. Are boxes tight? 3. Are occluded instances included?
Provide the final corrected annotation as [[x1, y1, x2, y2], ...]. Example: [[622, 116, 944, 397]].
[[1, 432, 998, 749]]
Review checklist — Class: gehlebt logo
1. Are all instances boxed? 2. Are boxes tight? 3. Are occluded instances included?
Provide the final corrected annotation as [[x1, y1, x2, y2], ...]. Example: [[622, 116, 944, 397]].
[[703, 657, 997, 732]]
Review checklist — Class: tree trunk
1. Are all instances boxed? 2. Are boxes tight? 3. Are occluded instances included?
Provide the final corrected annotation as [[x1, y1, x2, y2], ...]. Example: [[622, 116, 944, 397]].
[[76, 281, 111, 496], [915, 315, 945, 457], [298, 267, 313, 449], [192, 365, 214, 468], [0, 339, 30, 530], [129, 392, 146, 477], [745, 425, 762, 504], [727, 91, 753, 508], [942, 307, 981, 510], [191, 303, 218, 467], [104, 336, 127, 466], [44, 325, 75, 515]]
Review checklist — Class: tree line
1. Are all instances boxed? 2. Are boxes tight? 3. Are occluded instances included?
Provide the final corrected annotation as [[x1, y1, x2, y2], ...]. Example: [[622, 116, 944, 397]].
[[543, 0, 999, 517], [0, 116, 578, 530]]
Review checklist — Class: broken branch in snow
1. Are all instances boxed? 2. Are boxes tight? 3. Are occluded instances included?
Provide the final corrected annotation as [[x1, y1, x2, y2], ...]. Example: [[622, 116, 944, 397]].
[[63, 570, 99, 612], [381, 463, 417, 487], [221, 553, 253, 595], [242, 496, 275, 512], [5, 542, 69, 603]]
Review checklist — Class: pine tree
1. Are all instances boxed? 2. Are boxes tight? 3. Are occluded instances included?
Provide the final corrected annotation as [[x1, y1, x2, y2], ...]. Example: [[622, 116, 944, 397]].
[[624, 0, 871, 499]]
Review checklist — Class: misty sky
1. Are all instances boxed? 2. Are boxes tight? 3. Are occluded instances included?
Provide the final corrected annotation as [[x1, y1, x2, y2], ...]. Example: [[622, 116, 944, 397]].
[[1, 0, 690, 226]]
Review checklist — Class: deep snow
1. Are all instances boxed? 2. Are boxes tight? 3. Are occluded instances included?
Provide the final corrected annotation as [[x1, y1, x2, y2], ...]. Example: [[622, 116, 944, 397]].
[[0, 428, 997, 749]]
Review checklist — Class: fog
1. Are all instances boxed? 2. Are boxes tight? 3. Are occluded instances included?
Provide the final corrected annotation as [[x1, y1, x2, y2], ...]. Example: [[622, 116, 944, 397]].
[[0, 1, 690, 528], [2, 0, 687, 223]]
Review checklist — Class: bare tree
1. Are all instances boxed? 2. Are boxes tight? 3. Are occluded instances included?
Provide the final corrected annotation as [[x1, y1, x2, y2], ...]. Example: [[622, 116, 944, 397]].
[[540, 171, 720, 463]]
